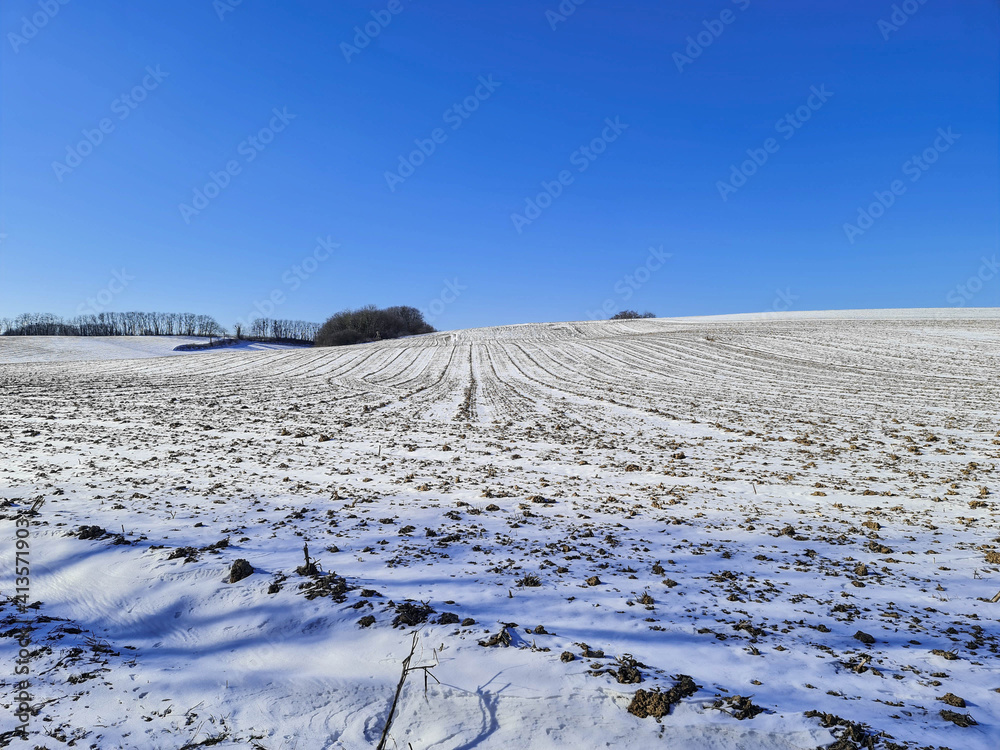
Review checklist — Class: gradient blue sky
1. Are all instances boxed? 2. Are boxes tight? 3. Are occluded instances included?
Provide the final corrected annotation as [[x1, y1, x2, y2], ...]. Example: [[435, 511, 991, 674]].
[[2, 0, 997, 330]]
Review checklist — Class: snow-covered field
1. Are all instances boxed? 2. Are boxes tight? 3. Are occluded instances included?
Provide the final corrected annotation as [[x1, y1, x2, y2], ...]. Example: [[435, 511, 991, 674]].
[[0, 336, 307, 364], [2, 309, 999, 749]]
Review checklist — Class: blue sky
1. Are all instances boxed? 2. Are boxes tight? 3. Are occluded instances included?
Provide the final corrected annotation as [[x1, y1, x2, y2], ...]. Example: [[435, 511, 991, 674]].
[[2, 0, 997, 330]]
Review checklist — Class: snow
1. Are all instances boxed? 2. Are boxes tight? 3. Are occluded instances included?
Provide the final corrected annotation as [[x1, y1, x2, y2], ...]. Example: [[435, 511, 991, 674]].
[[0, 336, 309, 364], [1, 309, 998, 749]]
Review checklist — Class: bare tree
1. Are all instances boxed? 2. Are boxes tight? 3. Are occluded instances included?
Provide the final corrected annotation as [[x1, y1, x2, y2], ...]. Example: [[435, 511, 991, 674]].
[[2, 310, 227, 339]]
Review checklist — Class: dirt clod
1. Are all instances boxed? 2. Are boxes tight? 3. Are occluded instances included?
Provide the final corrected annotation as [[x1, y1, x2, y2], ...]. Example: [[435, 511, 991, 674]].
[[627, 674, 698, 719], [853, 630, 875, 645], [228, 559, 254, 584], [391, 601, 434, 628], [939, 709, 976, 727], [712, 694, 766, 720]]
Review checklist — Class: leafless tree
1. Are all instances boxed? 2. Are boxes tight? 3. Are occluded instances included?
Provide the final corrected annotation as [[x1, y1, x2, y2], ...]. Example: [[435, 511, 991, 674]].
[[1, 311, 227, 338]]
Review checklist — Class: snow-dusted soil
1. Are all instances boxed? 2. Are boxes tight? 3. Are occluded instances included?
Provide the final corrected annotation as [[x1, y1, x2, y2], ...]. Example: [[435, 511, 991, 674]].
[[0, 336, 307, 363], [1, 310, 998, 750]]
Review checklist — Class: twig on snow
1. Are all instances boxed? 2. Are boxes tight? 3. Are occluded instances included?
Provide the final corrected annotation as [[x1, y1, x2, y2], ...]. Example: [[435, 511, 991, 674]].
[[376, 632, 440, 750]]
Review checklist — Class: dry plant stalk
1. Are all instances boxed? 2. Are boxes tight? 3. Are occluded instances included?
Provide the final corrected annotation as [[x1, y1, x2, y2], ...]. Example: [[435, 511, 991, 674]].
[[376, 632, 440, 750]]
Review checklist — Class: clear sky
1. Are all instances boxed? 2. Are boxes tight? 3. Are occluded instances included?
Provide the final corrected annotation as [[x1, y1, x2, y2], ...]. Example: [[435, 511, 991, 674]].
[[2, 0, 997, 330]]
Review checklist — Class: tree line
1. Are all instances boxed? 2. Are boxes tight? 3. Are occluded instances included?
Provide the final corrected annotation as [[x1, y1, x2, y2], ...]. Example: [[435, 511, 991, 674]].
[[234, 318, 321, 343], [1, 312, 324, 344], [316, 305, 434, 346], [0, 312, 226, 337]]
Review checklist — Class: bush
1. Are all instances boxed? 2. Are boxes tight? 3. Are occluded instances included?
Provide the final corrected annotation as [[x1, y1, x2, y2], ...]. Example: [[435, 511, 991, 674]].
[[324, 328, 364, 346], [315, 305, 435, 347], [610, 310, 656, 320]]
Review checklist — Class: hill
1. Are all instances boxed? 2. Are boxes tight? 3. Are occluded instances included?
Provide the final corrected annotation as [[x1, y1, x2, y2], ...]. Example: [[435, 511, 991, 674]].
[[1, 309, 997, 749]]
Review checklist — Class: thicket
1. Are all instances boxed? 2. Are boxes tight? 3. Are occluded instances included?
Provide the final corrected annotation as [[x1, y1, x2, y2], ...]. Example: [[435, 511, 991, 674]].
[[610, 310, 656, 320], [315, 305, 434, 347]]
